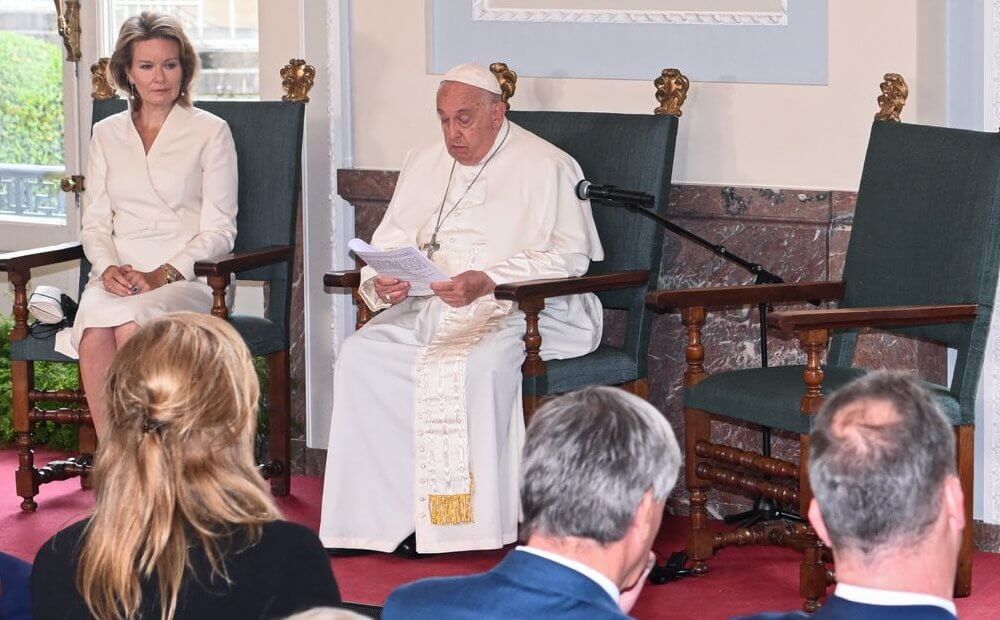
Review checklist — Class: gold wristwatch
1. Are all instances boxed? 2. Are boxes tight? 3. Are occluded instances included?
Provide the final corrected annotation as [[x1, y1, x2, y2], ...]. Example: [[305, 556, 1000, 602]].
[[161, 263, 182, 284]]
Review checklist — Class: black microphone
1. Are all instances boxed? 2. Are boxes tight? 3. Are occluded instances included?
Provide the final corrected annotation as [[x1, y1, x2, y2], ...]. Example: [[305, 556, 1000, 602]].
[[576, 180, 655, 208]]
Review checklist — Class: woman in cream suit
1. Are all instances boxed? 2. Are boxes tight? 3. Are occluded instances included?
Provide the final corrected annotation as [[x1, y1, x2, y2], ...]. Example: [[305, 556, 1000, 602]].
[[54, 11, 237, 438]]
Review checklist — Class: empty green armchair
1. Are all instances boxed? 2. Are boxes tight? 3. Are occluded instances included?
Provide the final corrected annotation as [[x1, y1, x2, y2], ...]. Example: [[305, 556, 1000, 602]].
[[645, 74, 998, 610]]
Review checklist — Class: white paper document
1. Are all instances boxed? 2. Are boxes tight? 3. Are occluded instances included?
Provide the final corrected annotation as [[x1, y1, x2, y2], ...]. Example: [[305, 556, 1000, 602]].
[[348, 238, 450, 296]]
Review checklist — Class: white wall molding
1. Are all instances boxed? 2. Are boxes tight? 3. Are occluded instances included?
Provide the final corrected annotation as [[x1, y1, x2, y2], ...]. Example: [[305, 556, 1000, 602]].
[[986, 0, 1000, 130], [471, 0, 788, 25], [979, 0, 1000, 525]]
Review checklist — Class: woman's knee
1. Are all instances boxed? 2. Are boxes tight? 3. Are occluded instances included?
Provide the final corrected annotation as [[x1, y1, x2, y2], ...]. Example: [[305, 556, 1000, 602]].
[[113, 322, 140, 346]]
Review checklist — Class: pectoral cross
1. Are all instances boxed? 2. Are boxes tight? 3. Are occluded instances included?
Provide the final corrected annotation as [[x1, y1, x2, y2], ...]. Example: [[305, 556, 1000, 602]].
[[421, 236, 440, 259]]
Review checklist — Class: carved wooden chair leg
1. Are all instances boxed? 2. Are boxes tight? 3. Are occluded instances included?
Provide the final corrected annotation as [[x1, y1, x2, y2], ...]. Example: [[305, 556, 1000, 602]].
[[268, 349, 291, 496], [621, 378, 649, 399], [796, 434, 828, 611], [13, 360, 39, 511], [680, 306, 711, 573], [78, 423, 97, 490], [800, 532, 827, 613], [519, 299, 546, 426], [954, 424, 974, 597], [686, 407, 713, 574]]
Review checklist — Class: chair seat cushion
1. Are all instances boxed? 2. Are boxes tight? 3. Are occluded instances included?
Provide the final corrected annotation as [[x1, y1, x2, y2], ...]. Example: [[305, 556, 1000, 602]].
[[685, 365, 964, 434], [10, 331, 76, 363], [11, 316, 285, 362], [530, 344, 638, 396], [228, 315, 286, 356]]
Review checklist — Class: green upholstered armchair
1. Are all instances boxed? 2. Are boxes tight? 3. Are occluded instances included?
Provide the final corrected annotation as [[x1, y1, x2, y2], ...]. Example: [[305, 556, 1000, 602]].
[[645, 75, 1000, 611], [324, 68, 686, 421], [0, 97, 305, 511]]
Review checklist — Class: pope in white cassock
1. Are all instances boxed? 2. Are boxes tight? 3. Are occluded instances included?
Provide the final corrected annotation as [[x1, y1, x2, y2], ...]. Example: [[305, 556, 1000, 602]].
[[319, 63, 604, 554]]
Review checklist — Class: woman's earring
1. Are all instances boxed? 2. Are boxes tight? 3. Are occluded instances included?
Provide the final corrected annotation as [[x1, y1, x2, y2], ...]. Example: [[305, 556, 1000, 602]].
[[129, 81, 136, 100]]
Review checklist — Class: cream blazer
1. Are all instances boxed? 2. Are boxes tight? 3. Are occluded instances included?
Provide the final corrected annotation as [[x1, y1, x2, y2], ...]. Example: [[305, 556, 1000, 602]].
[[81, 103, 238, 280]]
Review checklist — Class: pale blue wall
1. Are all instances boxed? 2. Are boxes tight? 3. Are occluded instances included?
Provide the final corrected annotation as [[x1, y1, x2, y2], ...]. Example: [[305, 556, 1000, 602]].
[[947, 0, 984, 131], [429, 0, 828, 85]]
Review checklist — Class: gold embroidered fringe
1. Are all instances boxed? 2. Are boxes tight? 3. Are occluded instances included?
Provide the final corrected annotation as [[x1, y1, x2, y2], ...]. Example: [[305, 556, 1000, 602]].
[[429, 492, 473, 525]]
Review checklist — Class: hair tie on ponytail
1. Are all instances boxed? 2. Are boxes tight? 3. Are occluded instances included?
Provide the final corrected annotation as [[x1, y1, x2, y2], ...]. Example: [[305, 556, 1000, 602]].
[[142, 416, 164, 434]]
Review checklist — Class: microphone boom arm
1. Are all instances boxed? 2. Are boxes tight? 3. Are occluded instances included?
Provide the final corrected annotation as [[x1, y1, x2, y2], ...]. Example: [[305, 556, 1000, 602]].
[[596, 197, 784, 285]]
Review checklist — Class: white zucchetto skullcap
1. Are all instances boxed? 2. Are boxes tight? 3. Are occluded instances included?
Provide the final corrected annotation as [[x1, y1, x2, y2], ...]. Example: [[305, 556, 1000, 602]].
[[440, 63, 502, 95]]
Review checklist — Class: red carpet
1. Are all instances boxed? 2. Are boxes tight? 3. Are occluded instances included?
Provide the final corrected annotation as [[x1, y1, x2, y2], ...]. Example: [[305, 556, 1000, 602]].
[[3, 449, 1000, 619]]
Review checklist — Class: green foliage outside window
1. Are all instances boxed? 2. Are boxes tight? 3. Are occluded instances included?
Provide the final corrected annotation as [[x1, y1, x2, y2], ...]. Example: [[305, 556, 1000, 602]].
[[0, 32, 64, 166]]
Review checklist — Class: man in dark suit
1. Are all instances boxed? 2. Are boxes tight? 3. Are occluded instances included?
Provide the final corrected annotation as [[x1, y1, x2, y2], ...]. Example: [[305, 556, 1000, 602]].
[[739, 372, 965, 620], [383, 386, 681, 619]]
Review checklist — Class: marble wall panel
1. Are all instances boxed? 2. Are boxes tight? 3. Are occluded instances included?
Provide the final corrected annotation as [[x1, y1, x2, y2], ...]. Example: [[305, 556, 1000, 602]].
[[335, 171, 946, 516]]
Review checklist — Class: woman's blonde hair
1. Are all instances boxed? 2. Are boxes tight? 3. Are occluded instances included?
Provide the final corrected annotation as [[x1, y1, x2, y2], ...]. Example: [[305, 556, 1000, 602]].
[[78, 313, 280, 620], [108, 11, 199, 112]]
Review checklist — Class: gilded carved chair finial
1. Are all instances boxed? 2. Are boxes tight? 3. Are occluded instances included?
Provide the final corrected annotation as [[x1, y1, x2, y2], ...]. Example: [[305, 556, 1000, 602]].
[[280, 59, 315, 103], [874, 73, 908, 122], [91, 58, 119, 100], [654, 68, 689, 117], [53, 0, 81, 61], [489, 62, 517, 109]]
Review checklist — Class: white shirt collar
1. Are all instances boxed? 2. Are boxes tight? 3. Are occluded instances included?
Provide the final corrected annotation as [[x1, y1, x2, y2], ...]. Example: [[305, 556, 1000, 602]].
[[835, 583, 957, 616], [516, 545, 620, 605]]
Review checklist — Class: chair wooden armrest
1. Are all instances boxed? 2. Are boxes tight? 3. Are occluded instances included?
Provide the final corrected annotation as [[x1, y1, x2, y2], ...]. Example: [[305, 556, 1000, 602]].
[[0, 242, 84, 278], [493, 270, 649, 306], [645, 281, 846, 313], [193, 245, 294, 278], [0, 243, 85, 340], [194, 245, 293, 319], [323, 269, 362, 289], [767, 304, 978, 338]]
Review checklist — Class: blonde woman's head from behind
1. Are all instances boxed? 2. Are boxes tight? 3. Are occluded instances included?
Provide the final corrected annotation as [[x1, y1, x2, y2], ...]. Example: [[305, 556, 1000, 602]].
[[103, 312, 258, 460], [81, 313, 279, 620]]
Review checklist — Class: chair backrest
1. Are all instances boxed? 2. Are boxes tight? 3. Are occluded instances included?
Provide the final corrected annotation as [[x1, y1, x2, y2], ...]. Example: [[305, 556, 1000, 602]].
[[85, 99, 305, 334], [506, 111, 679, 373], [828, 121, 1000, 422]]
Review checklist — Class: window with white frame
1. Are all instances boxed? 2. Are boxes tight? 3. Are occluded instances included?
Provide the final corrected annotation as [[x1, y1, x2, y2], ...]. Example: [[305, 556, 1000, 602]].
[[106, 0, 259, 100]]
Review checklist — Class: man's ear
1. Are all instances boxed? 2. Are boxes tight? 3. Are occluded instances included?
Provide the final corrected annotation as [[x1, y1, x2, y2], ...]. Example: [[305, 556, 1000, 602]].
[[808, 498, 833, 548], [942, 474, 966, 535]]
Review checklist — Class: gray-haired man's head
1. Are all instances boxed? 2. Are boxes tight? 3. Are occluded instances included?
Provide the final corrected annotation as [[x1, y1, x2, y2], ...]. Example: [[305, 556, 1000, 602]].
[[809, 371, 956, 556], [520, 386, 681, 543]]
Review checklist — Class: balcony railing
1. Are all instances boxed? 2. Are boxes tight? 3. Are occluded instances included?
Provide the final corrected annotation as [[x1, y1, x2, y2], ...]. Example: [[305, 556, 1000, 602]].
[[0, 163, 67, 222]]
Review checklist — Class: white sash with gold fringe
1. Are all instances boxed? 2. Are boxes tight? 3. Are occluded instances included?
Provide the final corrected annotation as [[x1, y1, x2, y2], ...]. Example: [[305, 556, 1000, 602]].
[[414, 294, 512, 525]]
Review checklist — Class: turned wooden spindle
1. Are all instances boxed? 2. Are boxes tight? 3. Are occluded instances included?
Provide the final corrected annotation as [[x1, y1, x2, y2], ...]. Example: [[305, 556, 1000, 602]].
[[695, 440, 799, 479], [798, 329, 829, 414], [695, 462, 799, 505], [800, 532, 829, 612], [207, 275, 230, 319], [681, 306, 708, 387], [9, 270, 30, 340], [520, 300, 546, 378]]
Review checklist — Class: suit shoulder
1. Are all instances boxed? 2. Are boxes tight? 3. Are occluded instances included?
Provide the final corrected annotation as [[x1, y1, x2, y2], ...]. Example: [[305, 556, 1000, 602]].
[[384, 574, 491, 618], [33, 518, 89, 572], [91, 110, 130, 138], [733, 613, 809, 620], [187, 106, 229, 128]]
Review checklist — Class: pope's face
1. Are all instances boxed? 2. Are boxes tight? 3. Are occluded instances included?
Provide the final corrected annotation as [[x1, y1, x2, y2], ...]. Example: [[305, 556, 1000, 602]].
[[437, 81, 504, 165], [128, 37, 183, 110]]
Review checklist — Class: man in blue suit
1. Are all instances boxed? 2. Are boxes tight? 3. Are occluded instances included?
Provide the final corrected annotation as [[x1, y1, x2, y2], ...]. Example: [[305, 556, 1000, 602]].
[[739, 372, 965, 620], [383, 386, 681, 619]]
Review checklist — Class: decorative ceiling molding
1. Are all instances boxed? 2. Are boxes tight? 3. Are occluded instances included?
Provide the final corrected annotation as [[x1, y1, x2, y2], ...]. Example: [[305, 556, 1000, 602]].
[[471, 0, 788, 26]]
